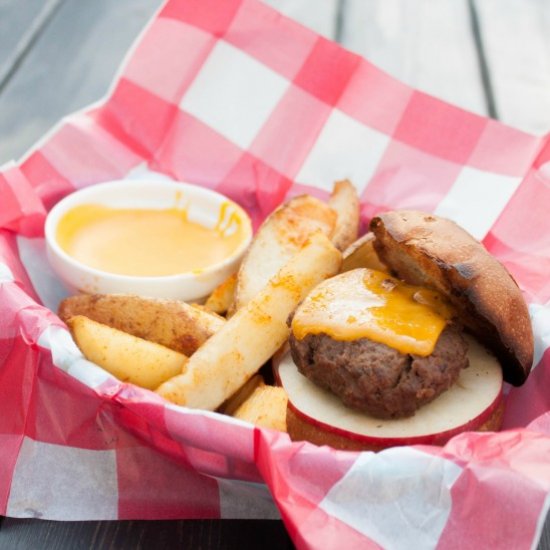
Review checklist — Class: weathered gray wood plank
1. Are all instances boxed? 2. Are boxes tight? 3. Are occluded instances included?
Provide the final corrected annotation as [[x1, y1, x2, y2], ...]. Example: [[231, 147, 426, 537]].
[[0, 518, 294, 550], [541, 512, 550, 550], [474, 0, 550, 134], [0, 0, 160, 165], [339, 0, 487, 116], [0, 0, 58, 84]]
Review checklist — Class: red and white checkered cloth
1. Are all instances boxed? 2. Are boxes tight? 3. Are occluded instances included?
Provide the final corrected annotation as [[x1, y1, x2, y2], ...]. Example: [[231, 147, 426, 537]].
[[2, 0, 550, 547]]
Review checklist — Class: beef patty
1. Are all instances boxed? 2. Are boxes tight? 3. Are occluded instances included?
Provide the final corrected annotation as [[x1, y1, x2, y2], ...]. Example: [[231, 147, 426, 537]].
[[289, 325, 469, 419]]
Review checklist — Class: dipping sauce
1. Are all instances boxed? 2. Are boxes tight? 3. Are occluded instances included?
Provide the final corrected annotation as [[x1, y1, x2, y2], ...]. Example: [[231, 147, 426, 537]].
[[291, 268, 454, 356], [56, 203, 246, 277]]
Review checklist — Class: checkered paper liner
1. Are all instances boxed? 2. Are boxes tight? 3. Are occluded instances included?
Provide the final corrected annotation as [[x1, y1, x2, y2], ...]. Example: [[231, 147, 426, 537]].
[[2, 0, 550, 547]]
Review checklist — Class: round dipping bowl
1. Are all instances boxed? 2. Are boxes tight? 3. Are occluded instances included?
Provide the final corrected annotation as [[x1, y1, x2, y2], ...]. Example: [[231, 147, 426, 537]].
[[45, 180, 252, 301]]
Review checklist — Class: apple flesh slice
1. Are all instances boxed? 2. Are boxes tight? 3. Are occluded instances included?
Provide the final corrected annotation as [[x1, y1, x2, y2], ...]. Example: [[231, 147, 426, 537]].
[[276, 335, 504, 451]]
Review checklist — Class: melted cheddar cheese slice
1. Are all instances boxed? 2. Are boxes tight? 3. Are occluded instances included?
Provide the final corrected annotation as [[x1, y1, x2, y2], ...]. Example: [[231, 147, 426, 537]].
[[291, 268, 454, 356]]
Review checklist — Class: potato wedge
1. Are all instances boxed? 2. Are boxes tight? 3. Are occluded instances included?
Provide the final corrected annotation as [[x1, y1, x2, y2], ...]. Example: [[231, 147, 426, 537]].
[[204, 273, 237, 315], [219, 374, 264, 416], [59, 294, 224, 356], [68, 315, 187, 390], [234, 195, 336, 310], [342, 232, 388, 273], [233, 384, 288, 432], [156, 232, 342, 410], [328, 179, 360, 251]]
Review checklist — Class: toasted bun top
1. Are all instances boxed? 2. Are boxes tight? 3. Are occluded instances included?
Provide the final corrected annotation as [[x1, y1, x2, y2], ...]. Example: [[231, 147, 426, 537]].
[[370, 211, 533, 385]]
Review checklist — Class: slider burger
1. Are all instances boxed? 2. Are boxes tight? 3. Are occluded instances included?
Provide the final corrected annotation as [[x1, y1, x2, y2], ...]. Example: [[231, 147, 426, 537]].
[[277, 211, 533, 451]]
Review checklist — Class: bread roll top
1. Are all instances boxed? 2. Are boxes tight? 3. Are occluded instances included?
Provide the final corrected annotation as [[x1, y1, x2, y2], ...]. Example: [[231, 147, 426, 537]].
[[370, 210, 533, 385]]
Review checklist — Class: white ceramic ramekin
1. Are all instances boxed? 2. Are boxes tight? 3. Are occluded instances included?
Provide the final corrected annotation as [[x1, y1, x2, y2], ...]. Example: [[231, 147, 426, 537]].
[[45, 180, 252, 302]]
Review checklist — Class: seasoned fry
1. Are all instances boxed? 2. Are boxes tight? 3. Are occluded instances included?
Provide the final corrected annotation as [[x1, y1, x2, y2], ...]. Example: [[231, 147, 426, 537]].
[[219, 374, 264, 416], [328, 179, 360, 251], [204, 273, 237, 315], [59, 294, 224, 356], [342, 232, 388, 273], [234, 195, 336, 310], [233, 384, 288, 432], [156, 232, 342, 410], [68, 315, 187, 390]]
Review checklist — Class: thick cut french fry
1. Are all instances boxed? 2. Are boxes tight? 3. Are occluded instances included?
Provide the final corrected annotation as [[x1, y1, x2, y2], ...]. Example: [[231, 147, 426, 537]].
[[328, 179, 360, 251], [156, 232, 342, 410], [59, 294, 224, 356], [204, 273, 237, 315], [219, 374, 264, 416], [341, 232, 388, 273], [68, 315, 187, 390], [234, 195, 336, 310], [233, 384, 288, 432]]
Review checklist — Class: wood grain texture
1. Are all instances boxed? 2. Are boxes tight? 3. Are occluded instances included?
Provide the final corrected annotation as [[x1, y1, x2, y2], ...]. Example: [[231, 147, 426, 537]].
[[0, 0, 161, 165], [542, 512, 550, 550], [0, 0, 59, 86], [339, 0, 487, 116], [474, 0, 550, 134], [0, 518, 295, 550], [1, 514, 548, 549]]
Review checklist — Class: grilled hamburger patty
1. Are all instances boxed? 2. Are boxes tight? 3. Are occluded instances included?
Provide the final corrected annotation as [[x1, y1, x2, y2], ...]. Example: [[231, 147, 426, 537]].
[[289, 325, 469, 419]]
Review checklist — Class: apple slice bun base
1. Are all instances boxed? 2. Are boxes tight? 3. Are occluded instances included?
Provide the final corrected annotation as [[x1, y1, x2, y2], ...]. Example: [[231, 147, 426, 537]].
[[278, 336, 504, 451]]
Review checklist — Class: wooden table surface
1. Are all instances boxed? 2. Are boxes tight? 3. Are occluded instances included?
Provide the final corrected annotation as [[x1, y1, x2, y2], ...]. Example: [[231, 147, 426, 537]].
[[1, 1, 549, 548]]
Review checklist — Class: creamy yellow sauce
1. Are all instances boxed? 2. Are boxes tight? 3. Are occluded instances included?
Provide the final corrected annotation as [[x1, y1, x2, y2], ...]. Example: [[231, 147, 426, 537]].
[[56, 203, 245, 276], [291, 268, 454, 356]]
